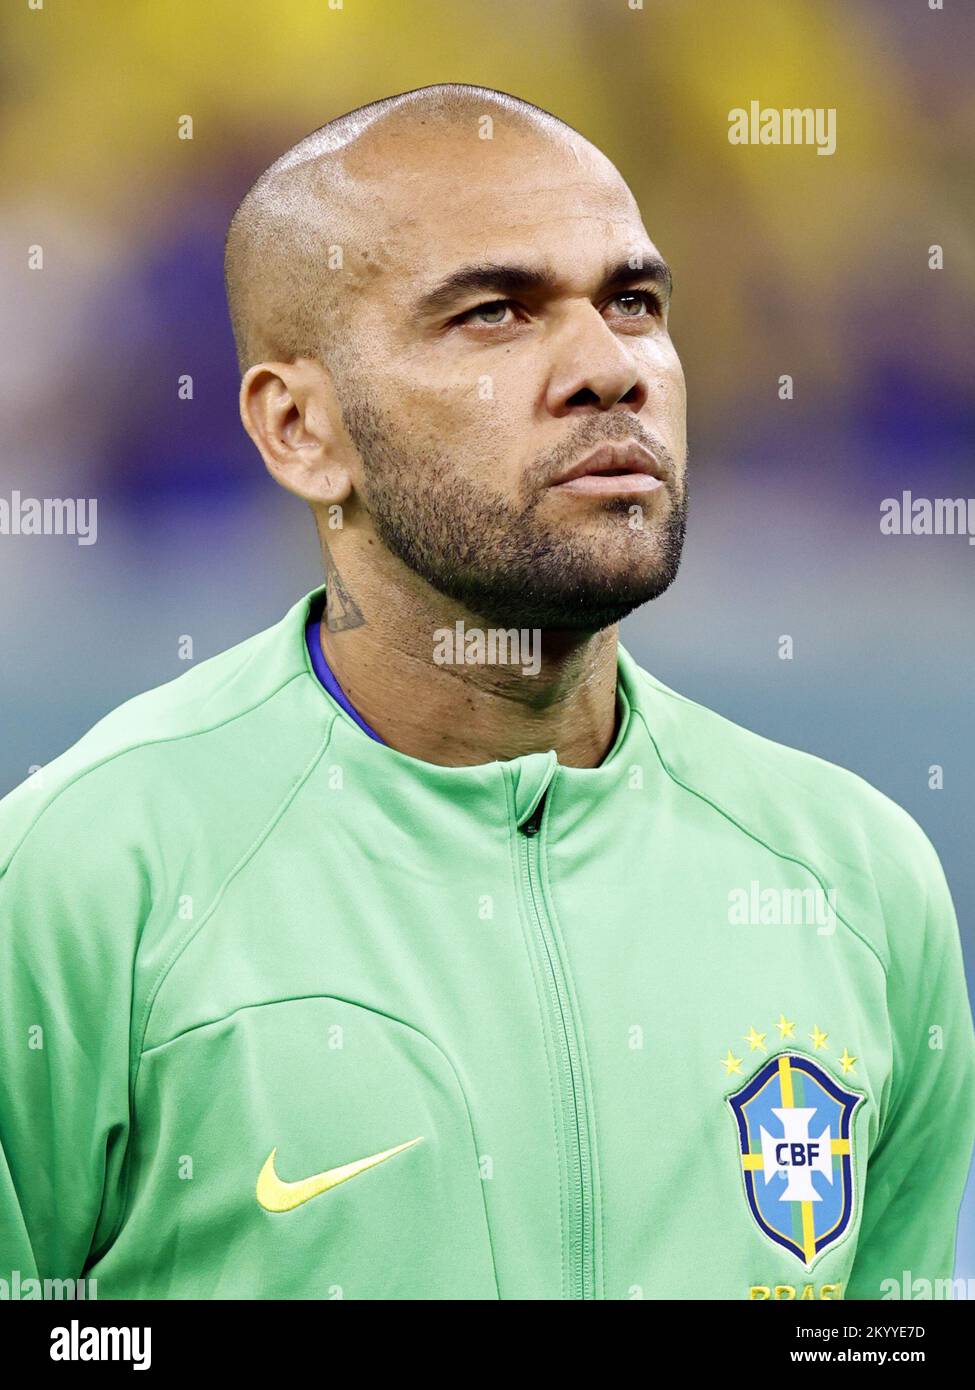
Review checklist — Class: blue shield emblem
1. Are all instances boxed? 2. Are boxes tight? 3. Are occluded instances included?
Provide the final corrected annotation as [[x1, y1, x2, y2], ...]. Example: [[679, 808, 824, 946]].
[[727, 1052, 864, 1267]]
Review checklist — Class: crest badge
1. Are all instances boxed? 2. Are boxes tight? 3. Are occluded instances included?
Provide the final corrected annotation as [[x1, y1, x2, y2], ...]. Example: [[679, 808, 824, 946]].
[[727, 1049, 864, 1267]]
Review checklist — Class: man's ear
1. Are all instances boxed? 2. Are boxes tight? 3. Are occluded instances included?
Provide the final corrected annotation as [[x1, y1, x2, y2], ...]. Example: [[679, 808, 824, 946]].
[[239, 358, 353, 506]]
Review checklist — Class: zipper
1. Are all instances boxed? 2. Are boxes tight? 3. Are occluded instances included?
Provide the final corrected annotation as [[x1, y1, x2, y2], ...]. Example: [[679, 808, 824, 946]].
[[518, 788, 595, 1299]]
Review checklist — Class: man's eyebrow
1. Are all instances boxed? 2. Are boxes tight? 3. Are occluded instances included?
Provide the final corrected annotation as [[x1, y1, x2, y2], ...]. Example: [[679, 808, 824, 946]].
[[414, 252, 673, 319], [601, 255, 673, 304], [414, 263, 549, 318]]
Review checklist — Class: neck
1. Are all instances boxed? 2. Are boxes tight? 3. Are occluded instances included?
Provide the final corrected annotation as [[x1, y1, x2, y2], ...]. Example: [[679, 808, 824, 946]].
[[318, 545, 620, 768]]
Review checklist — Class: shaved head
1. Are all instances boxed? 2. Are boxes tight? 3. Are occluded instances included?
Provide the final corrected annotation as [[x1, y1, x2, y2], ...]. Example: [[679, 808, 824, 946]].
[[231, 83, 687, 636], [224, 84, 588, 375]]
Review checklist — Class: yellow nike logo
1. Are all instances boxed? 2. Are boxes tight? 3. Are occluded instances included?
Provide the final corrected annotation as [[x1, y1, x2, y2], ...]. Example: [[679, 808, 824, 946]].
[[255, 1137, 424, 1213]]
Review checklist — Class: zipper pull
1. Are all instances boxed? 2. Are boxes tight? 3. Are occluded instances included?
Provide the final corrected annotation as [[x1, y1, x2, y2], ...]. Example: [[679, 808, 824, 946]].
[[519, 790, 548, 837]]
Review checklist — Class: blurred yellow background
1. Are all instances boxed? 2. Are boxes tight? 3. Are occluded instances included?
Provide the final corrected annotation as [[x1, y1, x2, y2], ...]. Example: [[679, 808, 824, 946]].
[[4, 0, 973, 420]]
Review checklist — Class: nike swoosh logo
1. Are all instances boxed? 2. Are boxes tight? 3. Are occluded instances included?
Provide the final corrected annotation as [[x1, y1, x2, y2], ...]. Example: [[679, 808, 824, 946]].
[[256, 1136, 424, 1212]]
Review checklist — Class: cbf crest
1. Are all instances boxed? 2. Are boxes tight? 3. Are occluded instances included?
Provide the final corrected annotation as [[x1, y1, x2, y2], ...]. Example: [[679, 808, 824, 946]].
[[725, 1025, 865, 1268]]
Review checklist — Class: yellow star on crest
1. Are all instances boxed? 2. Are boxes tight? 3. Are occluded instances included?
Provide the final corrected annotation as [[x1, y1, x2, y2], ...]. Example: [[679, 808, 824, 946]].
[[744, 1026, 767, 1052], [721, 1049, 743, 1075], [810, 1025, 829, 1050], [839, 1048, 857, 1074], [776, 1014, 796, 1039]]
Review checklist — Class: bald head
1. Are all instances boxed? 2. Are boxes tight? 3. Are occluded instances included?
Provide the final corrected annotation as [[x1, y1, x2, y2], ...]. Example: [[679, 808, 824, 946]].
[[230, 84, 685, 636], [224, 84, 598, 375]]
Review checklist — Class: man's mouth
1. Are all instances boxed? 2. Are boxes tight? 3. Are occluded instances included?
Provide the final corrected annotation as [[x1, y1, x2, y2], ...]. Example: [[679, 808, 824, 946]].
[[549, 441, 667, 498]]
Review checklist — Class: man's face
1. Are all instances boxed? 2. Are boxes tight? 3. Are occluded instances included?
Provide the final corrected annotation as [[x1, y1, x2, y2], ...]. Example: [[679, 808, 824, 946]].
[[330, 122, 688, 630]]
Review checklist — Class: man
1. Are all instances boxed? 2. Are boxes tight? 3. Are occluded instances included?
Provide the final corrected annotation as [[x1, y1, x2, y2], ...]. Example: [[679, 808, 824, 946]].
[[1, 84, 972, 1301]]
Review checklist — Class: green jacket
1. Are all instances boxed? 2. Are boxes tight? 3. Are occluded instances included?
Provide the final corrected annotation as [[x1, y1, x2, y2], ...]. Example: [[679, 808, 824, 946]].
[[1, 586, 972, 1299]]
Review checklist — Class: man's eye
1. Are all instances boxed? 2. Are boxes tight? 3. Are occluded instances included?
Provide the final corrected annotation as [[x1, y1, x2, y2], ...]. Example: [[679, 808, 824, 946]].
[[462, 300, 515, 326], [607, 291, 661, 318]]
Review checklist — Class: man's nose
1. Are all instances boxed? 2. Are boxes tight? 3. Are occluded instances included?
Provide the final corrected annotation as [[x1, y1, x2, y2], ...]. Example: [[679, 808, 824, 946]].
[[543, 305, 649, 416]]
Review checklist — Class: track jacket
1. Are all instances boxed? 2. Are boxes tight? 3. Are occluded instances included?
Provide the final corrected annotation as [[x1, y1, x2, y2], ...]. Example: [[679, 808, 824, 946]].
[[1, 584, 973, 1300]]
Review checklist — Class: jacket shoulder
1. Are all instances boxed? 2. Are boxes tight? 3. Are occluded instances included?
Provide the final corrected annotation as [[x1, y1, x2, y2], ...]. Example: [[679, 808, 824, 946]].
[[628, 659, 946, 970], [0, 594, 320, 873]]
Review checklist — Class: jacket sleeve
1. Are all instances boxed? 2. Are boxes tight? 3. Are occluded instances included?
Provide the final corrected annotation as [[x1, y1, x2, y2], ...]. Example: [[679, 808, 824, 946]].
[[846, 825, 975, 1299], [0, 776, 143, 1285]]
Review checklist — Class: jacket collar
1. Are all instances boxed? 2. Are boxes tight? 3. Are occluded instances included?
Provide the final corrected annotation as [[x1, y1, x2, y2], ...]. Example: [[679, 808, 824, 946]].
[[290, 584, 663, 828]]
